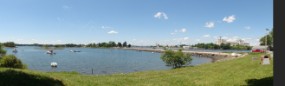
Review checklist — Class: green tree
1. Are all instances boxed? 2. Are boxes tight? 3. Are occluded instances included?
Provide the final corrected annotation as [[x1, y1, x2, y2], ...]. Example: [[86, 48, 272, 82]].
[[260, 30, 273, 50], [123, 41, 127, 47], [0, 43, 7, 56], [108, 41, 116, 47], [3, 42, 16, 47], [117, 42, 122, 47], [127, 44, 131, 48], [0, 55, 26, 69], [161, 49, 192, 68]]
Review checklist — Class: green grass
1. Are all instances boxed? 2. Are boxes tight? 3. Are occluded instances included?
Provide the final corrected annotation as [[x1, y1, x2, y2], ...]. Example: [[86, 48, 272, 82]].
[[0, 53, 273, 86]]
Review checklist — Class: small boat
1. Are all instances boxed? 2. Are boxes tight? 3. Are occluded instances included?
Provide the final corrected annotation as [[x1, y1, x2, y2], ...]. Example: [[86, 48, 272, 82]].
[[46, 50, 56, 55], [51, 62, 57, 67], [12, 48, 18, 53], [70, 50, 81, 52]]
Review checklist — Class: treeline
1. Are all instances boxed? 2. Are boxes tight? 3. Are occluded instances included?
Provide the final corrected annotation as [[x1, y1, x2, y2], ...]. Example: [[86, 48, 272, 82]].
[[40, 44, 85, 48], [192, 43, 252, 50], [16, 43, 85, 48], [1, 42, 16, 47], [86, 41, 131, 48]]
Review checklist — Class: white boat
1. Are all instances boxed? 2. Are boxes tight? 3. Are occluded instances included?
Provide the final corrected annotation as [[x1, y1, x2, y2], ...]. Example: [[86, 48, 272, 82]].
[[51, 62, 57, 67], [12, 48, 18, 53], [46, 50, 56, 54], [70, 50, 81, 52]]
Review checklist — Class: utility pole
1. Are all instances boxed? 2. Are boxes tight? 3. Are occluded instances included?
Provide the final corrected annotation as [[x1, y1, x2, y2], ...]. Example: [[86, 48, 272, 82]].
[[265, 28, 269, 54]]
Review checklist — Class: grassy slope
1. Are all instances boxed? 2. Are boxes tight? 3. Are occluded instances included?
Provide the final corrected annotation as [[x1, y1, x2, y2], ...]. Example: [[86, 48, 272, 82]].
[[0, 53, 273, 86]]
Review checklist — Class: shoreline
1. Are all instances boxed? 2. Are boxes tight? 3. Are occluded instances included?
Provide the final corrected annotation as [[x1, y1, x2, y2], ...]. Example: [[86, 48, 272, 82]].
[[119, 47, 247, 62]]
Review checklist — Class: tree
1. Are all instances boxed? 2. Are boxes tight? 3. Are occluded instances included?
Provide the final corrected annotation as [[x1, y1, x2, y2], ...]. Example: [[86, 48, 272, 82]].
[[117, 42, 122, 47], [108, 41, 116, 47], [161, 49, 192, 68], [0, 43, 7, 56], [260, 29, 273, 50], [127, 44, 131, 48], [0, 55, 26, 69], [123, 41, 127, 47], [3, 42, 16, 47]]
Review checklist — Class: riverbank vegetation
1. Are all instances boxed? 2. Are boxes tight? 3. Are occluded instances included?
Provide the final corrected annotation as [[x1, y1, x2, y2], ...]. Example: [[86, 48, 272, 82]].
[[2, 42, 16, 47], [86, 41, 131, 48], [0, 53, 272, 86], [161, 49, 192, 68], [0, 44, 26, 69], [192, 43, 252, 50]]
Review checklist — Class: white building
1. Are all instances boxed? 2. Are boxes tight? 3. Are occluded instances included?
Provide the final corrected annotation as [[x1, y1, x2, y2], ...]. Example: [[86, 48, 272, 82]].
[[216, 37, 250, 46]]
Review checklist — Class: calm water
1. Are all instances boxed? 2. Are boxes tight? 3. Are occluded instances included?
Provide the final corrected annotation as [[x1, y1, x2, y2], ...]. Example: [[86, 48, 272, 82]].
[[5, 46, 212, 74]]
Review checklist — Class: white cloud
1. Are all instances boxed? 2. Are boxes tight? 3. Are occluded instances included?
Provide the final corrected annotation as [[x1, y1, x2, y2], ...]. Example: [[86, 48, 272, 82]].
[[245, 26, 251, 30], [170, 28, 187, 35], [223, 15, 236, 23], [180, 28, 187, 33], [107, 30, 118, 34], [203, 34, 211, 38], [154, 12, 168, 20], [205, 22, 215, 28], [196, 39, 201, 42], [183, 37, 189, 40], [101, 26, 113, 29]]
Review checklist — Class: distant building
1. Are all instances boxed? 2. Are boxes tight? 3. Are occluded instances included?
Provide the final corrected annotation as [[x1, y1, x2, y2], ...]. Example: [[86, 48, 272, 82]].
[[216, 36, 250, 46], [182, 46, 191, 49]]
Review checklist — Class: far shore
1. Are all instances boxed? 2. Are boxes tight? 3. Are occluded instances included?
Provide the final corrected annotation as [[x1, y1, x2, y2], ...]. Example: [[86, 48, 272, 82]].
[[118, 47, 248, 62]]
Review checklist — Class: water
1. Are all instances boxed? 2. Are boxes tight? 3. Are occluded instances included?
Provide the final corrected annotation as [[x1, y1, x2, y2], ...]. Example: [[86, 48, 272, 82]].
[[5, 46, 213, 74]]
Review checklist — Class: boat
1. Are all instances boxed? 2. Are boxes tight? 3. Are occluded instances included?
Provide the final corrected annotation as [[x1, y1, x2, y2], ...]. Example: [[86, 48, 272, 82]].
[[51, 62, 57, 67], [46, 50, 56, 55], [70, 50, 81, 52], [12, 48, 17, 53]]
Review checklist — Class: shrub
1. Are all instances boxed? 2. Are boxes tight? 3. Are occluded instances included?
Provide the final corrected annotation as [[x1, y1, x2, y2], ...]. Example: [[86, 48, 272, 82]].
[[161, 49, 192, 68], [0, 55, 26, 69], [0, 44, 6, 56]]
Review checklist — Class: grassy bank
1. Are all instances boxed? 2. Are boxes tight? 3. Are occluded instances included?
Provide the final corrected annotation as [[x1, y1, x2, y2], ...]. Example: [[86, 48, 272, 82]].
[[0, 53, 273, 86]]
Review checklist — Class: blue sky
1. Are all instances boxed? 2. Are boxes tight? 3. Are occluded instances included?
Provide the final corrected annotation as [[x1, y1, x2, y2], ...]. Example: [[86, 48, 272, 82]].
[[0, 0, 272, 46]]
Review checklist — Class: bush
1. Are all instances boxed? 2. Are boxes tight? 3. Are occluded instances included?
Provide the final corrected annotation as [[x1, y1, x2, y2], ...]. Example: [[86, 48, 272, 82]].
[[3, 42, 16, 47], [161, 49, 192, 68], [0, 55, 26, 69], [0, 44, 6, 56]]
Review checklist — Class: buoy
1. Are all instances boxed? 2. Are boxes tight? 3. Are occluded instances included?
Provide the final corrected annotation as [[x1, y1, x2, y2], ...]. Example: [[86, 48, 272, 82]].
[[51, 62, 57, 67]]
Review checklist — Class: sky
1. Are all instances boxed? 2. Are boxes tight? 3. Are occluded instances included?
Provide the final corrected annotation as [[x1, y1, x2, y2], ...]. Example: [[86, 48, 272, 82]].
[[0, 0, 272, 46]]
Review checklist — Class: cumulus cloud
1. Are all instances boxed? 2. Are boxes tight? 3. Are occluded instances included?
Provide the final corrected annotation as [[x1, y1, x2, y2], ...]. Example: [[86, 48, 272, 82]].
[[205, 22, 215, 28], [154, 12, 168, 20], [170, 28, 187, 35], [223, 15, 236, 23], [101, 26, 113, 29], [107, 30, 118, 34], [183, 37, 189, 40], [203, 34, 211, 38], [170, 33, 176, 35], [181, 28, 187, 33]]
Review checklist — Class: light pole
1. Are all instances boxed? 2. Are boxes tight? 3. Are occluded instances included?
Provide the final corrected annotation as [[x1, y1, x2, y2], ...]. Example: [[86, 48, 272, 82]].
[[265, 28, 269, 53], [265, 28, 269, 46]]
